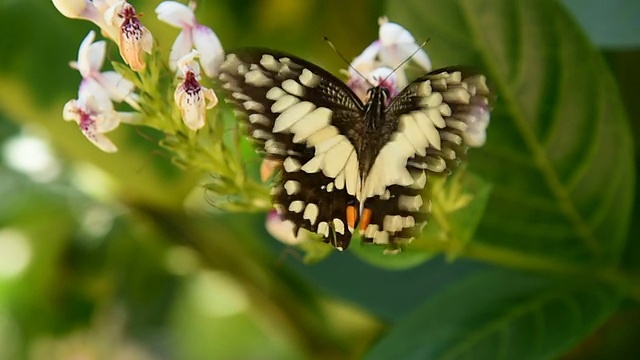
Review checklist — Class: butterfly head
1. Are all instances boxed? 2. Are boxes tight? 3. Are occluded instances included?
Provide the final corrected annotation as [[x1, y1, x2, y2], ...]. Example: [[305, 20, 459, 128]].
[[365, 85, 391, 115]]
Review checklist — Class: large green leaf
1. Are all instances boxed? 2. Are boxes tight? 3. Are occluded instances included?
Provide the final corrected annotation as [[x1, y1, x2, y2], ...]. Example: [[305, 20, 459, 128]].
[[366, 269, 622, 360], [561, 0, 640, 48], [388, 0, 634, 265]]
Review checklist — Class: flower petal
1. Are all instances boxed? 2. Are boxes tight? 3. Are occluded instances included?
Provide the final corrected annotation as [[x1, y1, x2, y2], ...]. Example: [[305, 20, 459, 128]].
[[155, 1, 196, 28], [85, 131, 118, 153], [266, 211, 302, 246], [169, 30, 194, 72], [193, 25, 224, 77], [379, 18, 416, 46], [117, 111, 142, 125], [202, 87, 218, 109], [174, 85, 205, 130], [62, 99, 81, 123], [79, 79, 112, 112], [52, 0, 91, 19], [99, 71, 135, 102]]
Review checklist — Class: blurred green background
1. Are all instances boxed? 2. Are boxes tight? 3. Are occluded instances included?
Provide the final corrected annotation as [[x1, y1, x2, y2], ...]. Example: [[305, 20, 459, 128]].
[[0, 0, 639, 359]]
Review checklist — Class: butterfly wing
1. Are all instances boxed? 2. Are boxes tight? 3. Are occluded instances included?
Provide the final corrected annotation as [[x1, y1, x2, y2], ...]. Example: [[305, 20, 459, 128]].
[[218, 49, 365, 250], [360, 67, 492, 245]]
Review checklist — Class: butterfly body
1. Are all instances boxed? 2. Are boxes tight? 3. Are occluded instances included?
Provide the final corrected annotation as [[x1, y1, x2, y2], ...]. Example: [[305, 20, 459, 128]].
[[218, 49, 491, 250]]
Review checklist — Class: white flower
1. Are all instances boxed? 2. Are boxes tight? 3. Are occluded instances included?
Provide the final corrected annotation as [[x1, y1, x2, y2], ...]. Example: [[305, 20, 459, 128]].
[[70, 31, 138, 108], [156, 1, 225, 77], [174, 50, 218, 130], [51, 0, 119, 42], [104, 1, 153, 71], [265, 211, 304, 246], [347, 16, 431, 90], [62, 81, 139, 152]]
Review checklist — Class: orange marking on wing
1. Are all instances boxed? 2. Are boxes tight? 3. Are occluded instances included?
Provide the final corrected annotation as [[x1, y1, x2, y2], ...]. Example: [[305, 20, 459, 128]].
[[359, 208, 372, 231], [346, 205, 358, 230]]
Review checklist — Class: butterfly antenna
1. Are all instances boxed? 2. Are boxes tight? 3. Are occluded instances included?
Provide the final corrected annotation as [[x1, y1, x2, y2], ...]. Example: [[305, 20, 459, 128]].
[[382, 38, 430, 84], [323, 36, 374, 87]]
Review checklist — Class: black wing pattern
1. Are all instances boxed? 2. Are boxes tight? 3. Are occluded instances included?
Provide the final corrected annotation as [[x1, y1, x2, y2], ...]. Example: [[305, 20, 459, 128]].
[[358, 68, 491, 246], [218, 48, 366, 250], [218, 48, 491, 250]]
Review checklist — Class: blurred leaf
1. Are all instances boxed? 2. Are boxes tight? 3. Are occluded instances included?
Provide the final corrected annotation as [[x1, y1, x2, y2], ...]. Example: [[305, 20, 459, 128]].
[[561, 0, 640, 49], [389, 0, 634, 265], [366, 269, 622, 360], [560, 306, 640, 360]]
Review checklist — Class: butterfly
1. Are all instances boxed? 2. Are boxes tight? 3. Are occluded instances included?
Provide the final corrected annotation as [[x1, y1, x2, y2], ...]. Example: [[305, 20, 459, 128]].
[[218, 48, 491, 250]]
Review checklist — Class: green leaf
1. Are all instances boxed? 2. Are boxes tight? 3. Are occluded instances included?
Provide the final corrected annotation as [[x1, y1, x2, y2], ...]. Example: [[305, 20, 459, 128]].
[[366, 269, 622, 360], [388, 0, 634, 265], [561, 0, 640, 48]]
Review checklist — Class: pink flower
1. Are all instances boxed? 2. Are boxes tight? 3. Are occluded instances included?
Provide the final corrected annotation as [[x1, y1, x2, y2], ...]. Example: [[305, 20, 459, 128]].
[[265, 211, 304, 246], [63, 81, 139, 152], [70, 31, 138, 108], [156, 1, 225, 77]]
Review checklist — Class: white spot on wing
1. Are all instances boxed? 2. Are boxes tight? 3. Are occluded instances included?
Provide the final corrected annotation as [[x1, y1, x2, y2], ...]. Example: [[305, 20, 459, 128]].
[[383, 215, 404, 232], [373, 230, 389, 244], [288, 200, 304, 213], [271, 95, 299, 113], [303, 203, 319, 225], [272, 101, 316, 133], [412, 111, 441, 150], [323, 139, 352, 177], [284, 180, 300, 195], [398, 195, 423, 211], [421, 92, 442, 108], [306, 126, 339, 148], [282, 79, 305, 97], [361, 138, 414, 201], [243, 100, 264, 112], [283, 157, 301, 172], [260, 54, 281, 72], [266, 87, 286, 100], [398, 115, 428, 155], [343, 151, 359, 197], [443, 87, 470, 104], [299, 69, 320, 87], [244, 69, 272, 87], [249, 114, 270, 126], [290, 108, 333, 143], [317, 221, 329, 237], [332, 218, 345, 235], [301, 153, 325, 173]]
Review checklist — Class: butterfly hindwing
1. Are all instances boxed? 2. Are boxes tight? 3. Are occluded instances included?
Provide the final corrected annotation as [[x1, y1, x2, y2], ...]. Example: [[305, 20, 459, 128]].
[[359, 67, 491, 245], [218, 49, 365, 249]]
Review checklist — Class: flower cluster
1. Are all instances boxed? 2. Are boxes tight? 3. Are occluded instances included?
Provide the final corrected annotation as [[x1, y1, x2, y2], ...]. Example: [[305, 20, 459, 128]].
[[52, 0, 225, 150]]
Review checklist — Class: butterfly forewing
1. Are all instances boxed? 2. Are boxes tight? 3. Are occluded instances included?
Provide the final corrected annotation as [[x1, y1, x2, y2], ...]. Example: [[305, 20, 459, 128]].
[[218, 49, 492, 250], [357, 67, 491, 245], [218, 49, 365, 249]]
